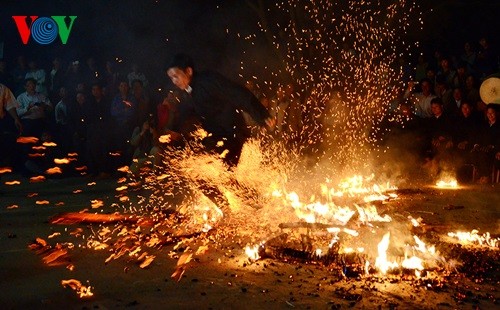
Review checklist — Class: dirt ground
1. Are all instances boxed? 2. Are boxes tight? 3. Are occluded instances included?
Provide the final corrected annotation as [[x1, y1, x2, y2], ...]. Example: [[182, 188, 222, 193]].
[[0, 172, 499, 310]]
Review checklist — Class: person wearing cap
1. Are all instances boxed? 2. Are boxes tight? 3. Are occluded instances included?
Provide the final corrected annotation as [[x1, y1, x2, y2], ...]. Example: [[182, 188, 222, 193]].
[[166, 53, 275, 167]]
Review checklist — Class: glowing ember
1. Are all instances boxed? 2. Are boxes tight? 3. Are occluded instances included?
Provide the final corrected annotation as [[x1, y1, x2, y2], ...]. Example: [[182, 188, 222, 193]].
[[91, 200, 104, 209], [448, 230, 499, 248], [0, 167, 12, 174], [16, 136, 39, 144], [30, 175, 46, 183], [158, 134, 172, 143], [46, 167, 63, 174], [54, 158, 71, 164], [171, 253, 192, 282], [48, 232, 61, 239], [117, 166, 129, 172], [50, 212, 134, 225], [139, 255, 156, 269], [5, 180, 21, 185], [61, 279, 94, 298], [435, 179, 458, 189], [245, 244, 261, 261]]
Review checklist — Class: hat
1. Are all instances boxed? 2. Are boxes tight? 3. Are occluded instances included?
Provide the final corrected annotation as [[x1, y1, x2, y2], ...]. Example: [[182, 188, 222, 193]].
[[480, 77, 500, 104]]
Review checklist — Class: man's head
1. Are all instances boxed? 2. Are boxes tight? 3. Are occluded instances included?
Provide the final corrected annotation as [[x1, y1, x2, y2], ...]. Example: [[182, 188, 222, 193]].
[[58, 87, 67, 100], [486, 105, 498, 124], [132, 79, 143, 95], [453, 88, 462, 101], [25, 78, 36, 93], [440, 57, 450, 70], [166, 53, 194, 91], [118, 80, 129, 95], [420, 78, 432, 96], [430, 97, 444, 117], [91, 82, 103, 98], [76, 92, 86, 105], [460, 101, 473, 118]]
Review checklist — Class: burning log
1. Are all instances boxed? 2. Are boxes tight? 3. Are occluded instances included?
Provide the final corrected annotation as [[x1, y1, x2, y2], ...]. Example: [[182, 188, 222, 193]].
[[49, 212, 140, 225]]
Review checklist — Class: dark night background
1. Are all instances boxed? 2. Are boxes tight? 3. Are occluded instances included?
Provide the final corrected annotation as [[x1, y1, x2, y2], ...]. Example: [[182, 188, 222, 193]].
[[0, 0, 498, 86]]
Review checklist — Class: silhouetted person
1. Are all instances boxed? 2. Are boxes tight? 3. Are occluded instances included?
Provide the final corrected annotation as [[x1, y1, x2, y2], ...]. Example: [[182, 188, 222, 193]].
[[166, 53, 274, 167]]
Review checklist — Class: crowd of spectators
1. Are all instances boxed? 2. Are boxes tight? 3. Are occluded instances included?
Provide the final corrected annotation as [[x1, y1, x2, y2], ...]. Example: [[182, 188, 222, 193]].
[[0, 36, 499, 183], [384, 38, 500, 183], [0, 55, 163, 178]]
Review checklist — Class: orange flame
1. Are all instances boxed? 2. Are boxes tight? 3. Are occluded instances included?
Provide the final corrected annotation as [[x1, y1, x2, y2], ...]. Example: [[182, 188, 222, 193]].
[[0, 167, 13, 174], [158, 134, 172, 143], [374, 232, 398, 274], [5, 180, 21, 185], [30, 175, 46, 183], [46, 167, 62, 174], [16, 136, 39, 144], [61, 279, 94, 298], [435, 179, 458, 189], [117, 166, 129, 172], [54, 158, 71, 164], [91, 200, 104, 209]]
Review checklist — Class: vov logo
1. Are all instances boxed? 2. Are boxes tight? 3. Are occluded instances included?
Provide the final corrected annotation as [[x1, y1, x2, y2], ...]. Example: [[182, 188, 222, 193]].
[[12, 16, 77, 45]]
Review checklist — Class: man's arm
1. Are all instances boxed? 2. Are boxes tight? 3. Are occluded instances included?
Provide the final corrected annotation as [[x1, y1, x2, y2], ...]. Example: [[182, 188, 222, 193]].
[[212, 72, 272, 127], [7, 107, 22, 133]]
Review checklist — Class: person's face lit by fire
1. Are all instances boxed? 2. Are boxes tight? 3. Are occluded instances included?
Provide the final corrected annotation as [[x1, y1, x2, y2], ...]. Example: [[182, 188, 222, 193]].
[[461, 103, 472, 118], [167, 67, 193, 91], [431, 103, 443, 118], [486, 107, 497, 125]]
